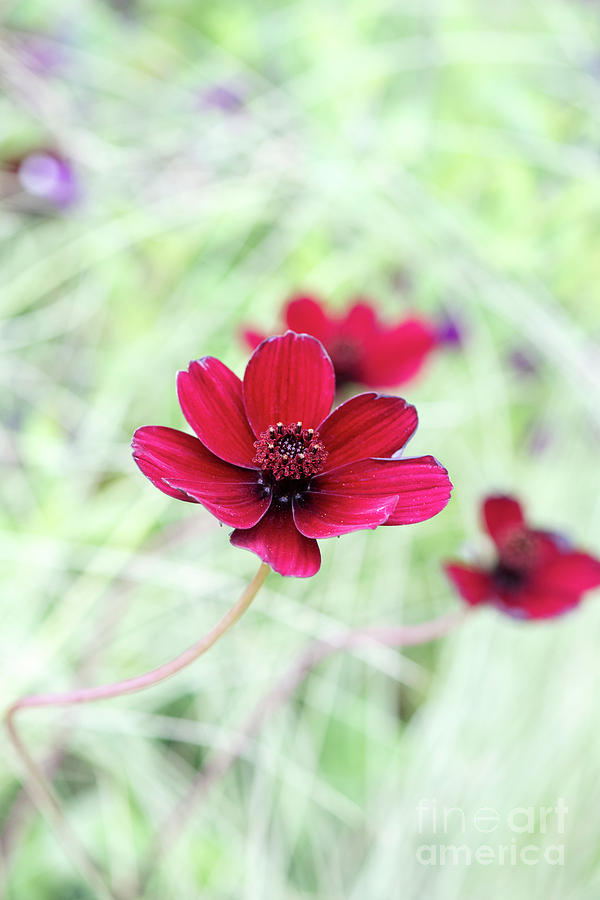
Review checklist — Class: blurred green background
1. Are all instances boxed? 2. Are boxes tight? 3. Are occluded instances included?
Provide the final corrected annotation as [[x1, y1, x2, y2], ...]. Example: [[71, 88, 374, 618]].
[[2, 1, 600, 898]]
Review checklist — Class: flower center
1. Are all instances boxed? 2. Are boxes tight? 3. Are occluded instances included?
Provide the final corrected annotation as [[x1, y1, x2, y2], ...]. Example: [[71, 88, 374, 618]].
[[492, 530, 537, 594], [253, 421, 328, 481], [500, 530, 537, 572], [492, 563, 525, 593], [328, 337, 361, 385]]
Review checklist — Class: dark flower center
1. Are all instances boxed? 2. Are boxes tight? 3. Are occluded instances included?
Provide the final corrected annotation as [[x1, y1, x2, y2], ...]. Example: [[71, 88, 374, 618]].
[[328, 337, 361, 386], [492, 530, 537, 594], [500, 530, 537, 572], [492, 563, 525, 593], [253, 421, 328, 482]]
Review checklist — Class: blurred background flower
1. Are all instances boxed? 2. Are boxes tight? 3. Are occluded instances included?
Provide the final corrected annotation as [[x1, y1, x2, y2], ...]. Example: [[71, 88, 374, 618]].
[[243, 294, 453, 390], [199, 82, 246, 115], [445, 495, 600, 619], [16, 31, 68, 77], [1, 147, 80, 213]]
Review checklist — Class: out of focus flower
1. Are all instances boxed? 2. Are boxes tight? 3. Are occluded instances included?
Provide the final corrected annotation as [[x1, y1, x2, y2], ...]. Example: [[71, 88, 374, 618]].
[[17, 33, 67, 75], [445, 496, 600, 620], [525, 423, 553, 456], [199, 83, 245, 114], [508, 347, 540, 377], [435, 310, 465, 348], [133, 332, 452, 577], [243, 295, 448, 390], [1, 148, 79, 212]]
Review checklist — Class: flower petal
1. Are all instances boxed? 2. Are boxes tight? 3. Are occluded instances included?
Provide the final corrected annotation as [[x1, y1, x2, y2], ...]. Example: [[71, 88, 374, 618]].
[[529, 530, 566, 568], [243, 331, 335, 436], [313, 456, 451, 525], [444, 563, 492, 606], [384, 457, 453, 524], [494, 587, 581, 621], [483, 495, 526, 548], [340, 302, 378, 338], [317, 392, 418, 470], [176, 358, 257, 468], [537, 552, 600, 595], [132, 426, 270, 528], [230, 503, 321, 577], [133, 426, 207, 503], [359, 318, 438, 388], [133, 456, 199, 503], [242, 329, 266, 350], [293, 490, 398, 538], [284, 295, 333, 342]]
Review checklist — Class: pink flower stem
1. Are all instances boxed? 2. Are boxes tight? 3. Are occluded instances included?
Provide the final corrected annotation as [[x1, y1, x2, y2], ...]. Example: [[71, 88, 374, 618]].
[[4, 561, 270, 900], [136, 607, 466, 895]]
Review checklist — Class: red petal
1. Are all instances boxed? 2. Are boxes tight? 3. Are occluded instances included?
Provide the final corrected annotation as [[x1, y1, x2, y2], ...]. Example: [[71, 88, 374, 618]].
[[529, 530, 566, 567], [385, 458, 452, 524], [231, 503, 321, 577], [538, 552, 600, 595], [494, 587, 582, 620], [284, 295, 333, 342], [359, 317, 438, 388], [133, 456, 199, 503], [317, 392, 417, 470], [340, 302, 378, 338], [176, 358, 257, 468], [132, 426, 270, 528], [293, 491, 398, 538], [243, 331, 335, 436], [483, 495, 526, 548], [132, 426, 206, 503], [242, 329, 266, 350], [312, 456, 452, 525], [444, 563, 492, 606]]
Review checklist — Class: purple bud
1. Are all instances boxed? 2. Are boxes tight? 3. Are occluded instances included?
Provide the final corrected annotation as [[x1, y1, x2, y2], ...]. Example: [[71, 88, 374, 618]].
[[19, 36, 66, 75], [436, 311, 464, 348], [18, 151, 79, 210], [199, 84, 245, 114], [527, 423, 552, 456], [508, 348, 539, 377]]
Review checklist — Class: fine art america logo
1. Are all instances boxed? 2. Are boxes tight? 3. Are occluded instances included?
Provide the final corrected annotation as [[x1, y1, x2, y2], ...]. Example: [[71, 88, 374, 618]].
[[416, 799, 567, 867]]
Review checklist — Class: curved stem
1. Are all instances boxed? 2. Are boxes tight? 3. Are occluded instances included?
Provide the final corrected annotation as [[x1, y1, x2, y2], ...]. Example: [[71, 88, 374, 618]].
[[4, 562, 270, 899], [138, 607, 466, 893]]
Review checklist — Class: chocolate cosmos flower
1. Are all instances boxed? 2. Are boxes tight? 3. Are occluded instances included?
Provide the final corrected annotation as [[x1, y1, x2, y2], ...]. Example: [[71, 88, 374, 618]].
[[133, 332, 452, 577], [243, 295, 441, 389], [445, 496, 600, 620]]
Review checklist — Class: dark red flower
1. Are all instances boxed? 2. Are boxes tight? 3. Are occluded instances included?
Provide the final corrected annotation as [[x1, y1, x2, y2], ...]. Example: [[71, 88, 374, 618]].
[[445, 496, 600, 620], [133, 332, 452, 578], [243, 295, 441, 389]]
